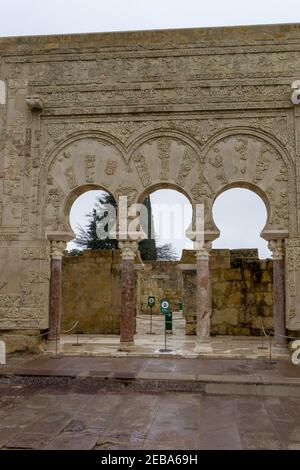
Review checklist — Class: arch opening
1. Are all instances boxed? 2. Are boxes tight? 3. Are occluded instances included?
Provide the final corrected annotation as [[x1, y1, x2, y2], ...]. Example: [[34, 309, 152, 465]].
[[136, 187, 193, 338], [67, 188, 117, 252], [144, 188, 193, 261], [212, 187, 270, 258]]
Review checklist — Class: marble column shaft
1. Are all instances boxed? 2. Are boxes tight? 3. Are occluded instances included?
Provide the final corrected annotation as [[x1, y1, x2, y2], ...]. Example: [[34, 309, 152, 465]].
[[119, 241, 138, 350], [269, 240, 287, 345], [195, 243, 212, 350], [48, 241, 65, 341]]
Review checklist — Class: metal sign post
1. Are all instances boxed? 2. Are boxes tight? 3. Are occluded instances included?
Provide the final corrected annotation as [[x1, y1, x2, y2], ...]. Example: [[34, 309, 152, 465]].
[[147, 296, 156, 335], [159, 299, 172, 353]]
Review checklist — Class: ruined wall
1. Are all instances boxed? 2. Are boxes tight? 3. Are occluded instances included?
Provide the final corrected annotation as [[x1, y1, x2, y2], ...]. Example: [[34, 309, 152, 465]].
[[181, 249, 274, 336], [136, 261, 182, 315], [61, 250, 122, 334], [62, 248, 274, 336]]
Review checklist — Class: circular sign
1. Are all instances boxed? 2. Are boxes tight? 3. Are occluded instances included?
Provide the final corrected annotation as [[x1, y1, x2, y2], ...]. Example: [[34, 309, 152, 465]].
[[161, 300, 169, 310], [148, 296, 155, 306]]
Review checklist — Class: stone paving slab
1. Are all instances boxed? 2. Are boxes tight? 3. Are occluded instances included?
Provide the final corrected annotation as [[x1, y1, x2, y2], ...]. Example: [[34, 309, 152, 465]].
[[0, 356, 299, 397], [0, 385, 300, 450]]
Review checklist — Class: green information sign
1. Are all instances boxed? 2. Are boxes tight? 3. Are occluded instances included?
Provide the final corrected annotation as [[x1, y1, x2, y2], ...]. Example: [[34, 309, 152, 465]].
[[148, 296, 156, 307], [165, 311, 173, 332], [160, 299, 170, 314]]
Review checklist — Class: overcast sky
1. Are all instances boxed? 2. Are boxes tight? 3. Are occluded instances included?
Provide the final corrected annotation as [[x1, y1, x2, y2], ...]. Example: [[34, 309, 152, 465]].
[[0, 0, 299, 36], [1, 0, 293, 258]]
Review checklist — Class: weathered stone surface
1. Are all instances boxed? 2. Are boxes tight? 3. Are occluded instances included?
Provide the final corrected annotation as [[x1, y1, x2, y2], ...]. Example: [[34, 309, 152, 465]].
[[182, 249, 274, 336], [62, 250, 122, 334], [0, 23, 299, 338]]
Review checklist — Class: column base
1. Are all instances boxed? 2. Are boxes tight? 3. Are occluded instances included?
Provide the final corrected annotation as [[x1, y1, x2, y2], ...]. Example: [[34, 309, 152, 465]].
[[194, 341, 213, 354], [118, 341, 135, 352]]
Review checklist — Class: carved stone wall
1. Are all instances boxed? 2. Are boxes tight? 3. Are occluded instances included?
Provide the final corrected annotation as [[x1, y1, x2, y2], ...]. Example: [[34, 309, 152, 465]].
[[0, 23, 299, 332]]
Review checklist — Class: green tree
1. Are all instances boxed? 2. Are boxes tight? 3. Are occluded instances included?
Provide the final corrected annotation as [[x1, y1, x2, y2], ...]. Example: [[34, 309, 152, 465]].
[[156, 243, 178, 261], [75, 192, 158, 260], [75, 192, 118, 250]]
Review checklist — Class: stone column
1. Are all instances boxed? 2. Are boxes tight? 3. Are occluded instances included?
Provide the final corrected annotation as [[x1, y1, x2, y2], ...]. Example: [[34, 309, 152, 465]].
[[268, 240, 287, 345], [194, 242, 213, 353], [119, 241, 138, 351], [48, 240, 66, 341]]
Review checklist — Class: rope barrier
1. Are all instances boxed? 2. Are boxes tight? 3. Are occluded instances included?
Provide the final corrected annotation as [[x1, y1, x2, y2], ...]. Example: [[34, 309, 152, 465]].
[[61, 320, 79, 334], [260, 319, 299, 341], [136, 315, 183, 322], [0, 320, 79, 339]]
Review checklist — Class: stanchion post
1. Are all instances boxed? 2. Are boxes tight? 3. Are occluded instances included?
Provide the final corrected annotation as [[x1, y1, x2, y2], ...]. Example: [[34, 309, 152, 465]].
[[147, 296, 156, 335], [55, 327, 58, 359], [258, 321, 268, 350], [72, 321, 82, 346], [267, 333, 277, 364]]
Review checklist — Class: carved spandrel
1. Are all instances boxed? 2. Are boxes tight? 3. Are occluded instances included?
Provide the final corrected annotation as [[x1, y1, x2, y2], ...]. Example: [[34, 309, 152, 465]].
[[132, 153, 152, 188], [176, 147, 197, 186], [85, 155, 95, 183]]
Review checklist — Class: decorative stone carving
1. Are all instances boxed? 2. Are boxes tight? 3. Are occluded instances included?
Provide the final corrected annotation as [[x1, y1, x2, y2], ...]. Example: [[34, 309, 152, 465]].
[[64, 166, 78, 189], [119, 241, 138, 260], [158, 138, 171, 180], [26, 96, 44, 112], [268, 240, 284, 260], [50, 240, 66, 260], [253, 144, 272, 182], [85, 155, 95, 183], [285, 239, 300, 330], [115, 186, 137, 206], [105, 160, 118, 175], [176, 147, 197, 186], [195, 242, 212, 261], [191, 169, 213, 202], [132, 153, 152, 187]]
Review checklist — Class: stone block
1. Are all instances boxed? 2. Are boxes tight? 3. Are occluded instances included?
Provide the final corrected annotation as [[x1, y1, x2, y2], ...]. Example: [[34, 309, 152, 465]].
[[224, 270, 242, 281]]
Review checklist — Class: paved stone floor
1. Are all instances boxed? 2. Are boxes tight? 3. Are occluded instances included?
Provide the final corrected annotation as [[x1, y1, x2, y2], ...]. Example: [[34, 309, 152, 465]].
[[52, 312, 290, 359], [2, 356, 299, 380], [0, 383, 300, 450]]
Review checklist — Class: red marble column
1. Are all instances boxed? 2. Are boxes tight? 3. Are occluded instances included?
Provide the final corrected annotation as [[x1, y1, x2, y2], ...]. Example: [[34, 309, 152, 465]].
[[48, 241, 65, 341], [195, 242, 212, 353], [269, 240, 287, 346], [119, 241, 138, 351]]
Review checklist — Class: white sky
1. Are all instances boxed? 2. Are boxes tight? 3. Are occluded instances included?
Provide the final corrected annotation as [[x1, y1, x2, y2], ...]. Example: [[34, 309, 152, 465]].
[[69, 189, 270, 258], [0, 0, 299, 36], [1, 0, 290, 258]]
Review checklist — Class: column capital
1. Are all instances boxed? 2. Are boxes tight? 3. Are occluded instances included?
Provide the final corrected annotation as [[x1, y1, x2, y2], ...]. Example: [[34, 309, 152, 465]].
[[195, 241, 212, 261], [50, 240, 66, 260], [119, 240, 139, 260], [268, 239, 284, 260]]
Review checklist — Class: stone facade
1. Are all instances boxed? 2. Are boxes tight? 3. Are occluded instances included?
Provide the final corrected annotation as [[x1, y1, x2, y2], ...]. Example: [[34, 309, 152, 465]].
[[0, 24, 300, 344]]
